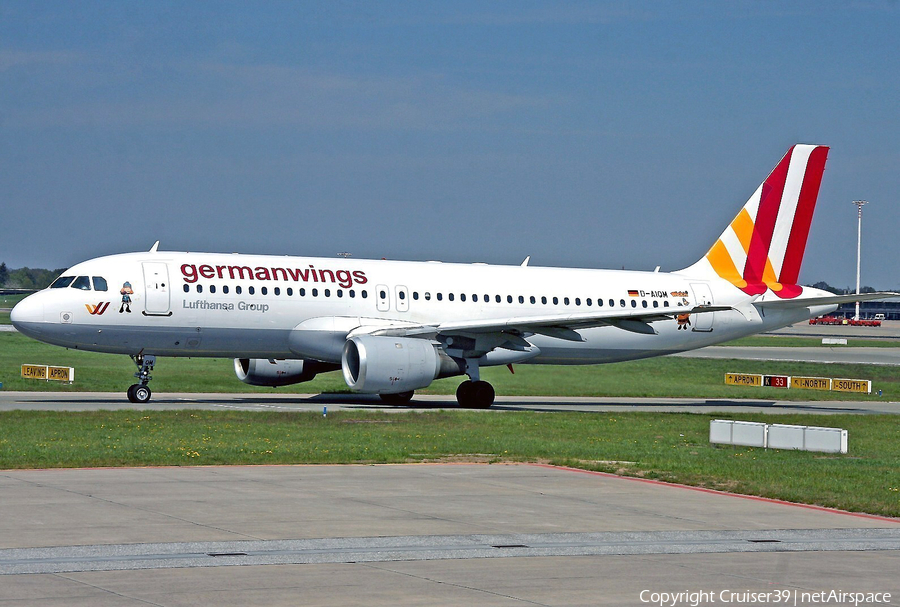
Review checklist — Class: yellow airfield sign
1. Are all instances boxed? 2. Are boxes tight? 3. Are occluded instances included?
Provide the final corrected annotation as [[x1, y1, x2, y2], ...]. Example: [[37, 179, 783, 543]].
[[831, 378, 871, 394], [21, 364, 75, 383], [728, 372, 872, 395], [790, 376, 832, 391], [21, 364, 48, 380], [724, 373, 763, 387]]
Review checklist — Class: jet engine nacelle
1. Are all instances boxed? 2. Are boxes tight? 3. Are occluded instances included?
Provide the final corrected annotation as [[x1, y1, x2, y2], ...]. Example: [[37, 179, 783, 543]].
[[341, 335, 460, 394], [234, 358, 338, 387]]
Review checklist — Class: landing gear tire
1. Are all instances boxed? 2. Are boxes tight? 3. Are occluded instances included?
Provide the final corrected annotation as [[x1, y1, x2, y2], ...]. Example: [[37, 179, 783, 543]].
[[379, 391, 415, 405], [127, 384, 152, 404], [456, 380, 495, 409], [127, 354, 156, 404]]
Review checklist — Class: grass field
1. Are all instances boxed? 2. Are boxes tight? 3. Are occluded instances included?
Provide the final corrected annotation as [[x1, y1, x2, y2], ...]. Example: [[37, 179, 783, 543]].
[[725, 335, 900, 348], [1, 409, 898, 517], [2, 329, 899, 517], [2, 331, 899, 399]]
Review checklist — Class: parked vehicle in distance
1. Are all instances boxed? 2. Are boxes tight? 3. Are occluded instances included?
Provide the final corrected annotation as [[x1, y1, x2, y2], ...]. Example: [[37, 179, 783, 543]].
[[809, 315, 881, 327]]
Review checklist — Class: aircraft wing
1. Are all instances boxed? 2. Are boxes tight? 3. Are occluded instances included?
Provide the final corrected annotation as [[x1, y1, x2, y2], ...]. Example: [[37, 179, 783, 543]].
[[354, 304, 730, 347]]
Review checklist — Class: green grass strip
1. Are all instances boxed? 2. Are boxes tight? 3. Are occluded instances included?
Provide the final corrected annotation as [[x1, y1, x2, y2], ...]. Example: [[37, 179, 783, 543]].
[[723, 335, 900, 348], [1, 409, 898, 517], [2, 332, 899, 399]]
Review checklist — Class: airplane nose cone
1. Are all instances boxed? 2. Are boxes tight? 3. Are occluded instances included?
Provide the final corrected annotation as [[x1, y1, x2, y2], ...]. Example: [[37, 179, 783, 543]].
[[10, 295, 45, 336]]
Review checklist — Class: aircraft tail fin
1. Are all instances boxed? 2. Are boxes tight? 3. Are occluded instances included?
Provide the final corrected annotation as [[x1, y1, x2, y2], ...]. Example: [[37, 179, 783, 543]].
[[680, 144, 829, 299]]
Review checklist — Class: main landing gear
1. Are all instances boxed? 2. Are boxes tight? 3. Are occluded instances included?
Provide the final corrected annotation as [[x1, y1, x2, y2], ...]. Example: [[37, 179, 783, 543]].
[[456, 380, 495, 409], [127, 354, 156, 404], [455, 358, 495, 409]]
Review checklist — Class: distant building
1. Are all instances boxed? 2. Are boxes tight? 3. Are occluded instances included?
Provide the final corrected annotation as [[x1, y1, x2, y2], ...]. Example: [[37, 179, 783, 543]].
[[835, 301, 900, 320]]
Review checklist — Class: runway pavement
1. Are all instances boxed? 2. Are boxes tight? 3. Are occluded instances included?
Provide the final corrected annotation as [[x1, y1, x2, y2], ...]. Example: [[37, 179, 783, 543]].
[[1, 464, 898, 606], [1, 390, 897, 415]]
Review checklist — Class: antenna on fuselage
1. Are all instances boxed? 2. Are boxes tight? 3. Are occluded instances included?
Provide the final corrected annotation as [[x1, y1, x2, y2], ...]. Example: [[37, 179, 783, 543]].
[[149, 241, 160, 253], [521, 256, 530, 267]]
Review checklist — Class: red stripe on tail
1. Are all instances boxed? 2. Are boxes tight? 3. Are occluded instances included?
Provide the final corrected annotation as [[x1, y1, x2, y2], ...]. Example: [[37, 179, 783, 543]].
[[777, 146, 829, 286], [742, 147, 792, 286]]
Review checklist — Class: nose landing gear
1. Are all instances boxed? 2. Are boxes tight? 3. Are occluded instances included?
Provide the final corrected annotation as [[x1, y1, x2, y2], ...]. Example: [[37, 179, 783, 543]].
[[127, 354, 156, 404]]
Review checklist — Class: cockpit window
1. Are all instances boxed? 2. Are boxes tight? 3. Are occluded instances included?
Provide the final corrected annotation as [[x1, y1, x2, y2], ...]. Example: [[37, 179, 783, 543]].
[[50, 276, 75, 289], [92, 277, 108, 291], [71, 276, 92, 290]]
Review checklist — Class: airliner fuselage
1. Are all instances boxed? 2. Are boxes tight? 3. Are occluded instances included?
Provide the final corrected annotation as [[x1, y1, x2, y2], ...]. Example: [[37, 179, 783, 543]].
[[12, 251, 831, 363]]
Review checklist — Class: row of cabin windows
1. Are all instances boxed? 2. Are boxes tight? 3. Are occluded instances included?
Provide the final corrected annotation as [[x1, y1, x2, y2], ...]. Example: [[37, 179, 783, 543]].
[[50, 276, 108, 291], [185, 284, 368, 299], [408, 291, 669, 309], [185, 283, 671, 310]]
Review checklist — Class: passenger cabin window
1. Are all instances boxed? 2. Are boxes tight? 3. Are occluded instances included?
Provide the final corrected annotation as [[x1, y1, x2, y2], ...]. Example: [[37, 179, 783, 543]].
[[51, 276, 75, 289], [72, 276, 92, 290], [92, 277, 108, 291]]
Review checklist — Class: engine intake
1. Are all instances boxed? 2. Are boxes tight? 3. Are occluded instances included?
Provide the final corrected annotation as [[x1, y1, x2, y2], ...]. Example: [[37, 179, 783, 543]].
[[234, 358, 338, 387], [342, 335, 460, 394]]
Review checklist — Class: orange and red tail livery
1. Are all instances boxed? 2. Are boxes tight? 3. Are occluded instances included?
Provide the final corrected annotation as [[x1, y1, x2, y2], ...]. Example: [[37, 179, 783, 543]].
[[686, 145, 829, 298]]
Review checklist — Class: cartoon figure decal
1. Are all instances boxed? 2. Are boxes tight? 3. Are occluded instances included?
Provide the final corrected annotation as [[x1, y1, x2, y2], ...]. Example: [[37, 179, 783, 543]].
[[676, 313, 691, 330], [119, 281, 133, 313]]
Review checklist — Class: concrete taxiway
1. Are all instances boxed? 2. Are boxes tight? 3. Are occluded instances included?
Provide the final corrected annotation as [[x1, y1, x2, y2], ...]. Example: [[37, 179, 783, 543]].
[[1, 390, 898, 415], [1, 464, 898, 606]]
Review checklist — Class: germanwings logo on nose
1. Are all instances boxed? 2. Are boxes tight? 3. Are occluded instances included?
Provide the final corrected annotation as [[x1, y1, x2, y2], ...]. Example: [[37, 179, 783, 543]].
[[85, 302, 110, 315]]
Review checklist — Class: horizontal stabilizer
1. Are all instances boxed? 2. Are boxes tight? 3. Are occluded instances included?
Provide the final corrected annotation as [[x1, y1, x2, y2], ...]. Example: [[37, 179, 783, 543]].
[[756, 291, 900, 309]]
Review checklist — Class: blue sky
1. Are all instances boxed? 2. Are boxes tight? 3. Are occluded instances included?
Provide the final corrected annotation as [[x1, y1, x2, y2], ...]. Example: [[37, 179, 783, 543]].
[[2, 1, 898, 288]]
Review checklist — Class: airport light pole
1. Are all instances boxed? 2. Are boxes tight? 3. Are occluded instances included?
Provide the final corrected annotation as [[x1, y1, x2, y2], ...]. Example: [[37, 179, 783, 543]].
[[853, 200, 868, 320]]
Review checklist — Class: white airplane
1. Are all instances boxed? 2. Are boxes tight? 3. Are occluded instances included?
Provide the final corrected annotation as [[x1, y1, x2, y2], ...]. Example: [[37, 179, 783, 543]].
[[11, 144, 895, 407]]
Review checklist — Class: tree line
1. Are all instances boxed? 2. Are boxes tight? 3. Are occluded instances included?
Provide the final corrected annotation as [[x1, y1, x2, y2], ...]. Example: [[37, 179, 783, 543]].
[[0, 263, 68, 290]]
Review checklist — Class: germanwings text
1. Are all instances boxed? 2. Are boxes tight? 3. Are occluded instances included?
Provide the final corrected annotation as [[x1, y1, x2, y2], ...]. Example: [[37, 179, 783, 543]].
[[181, 263, 367, 289]]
